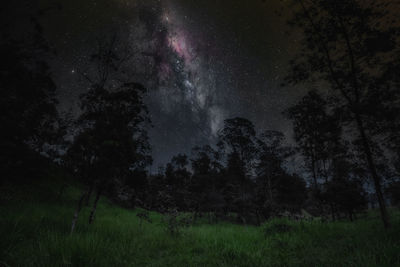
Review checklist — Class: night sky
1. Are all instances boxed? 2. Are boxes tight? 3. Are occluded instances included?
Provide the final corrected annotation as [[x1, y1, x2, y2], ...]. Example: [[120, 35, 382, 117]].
[[7, 0, 307, 168]]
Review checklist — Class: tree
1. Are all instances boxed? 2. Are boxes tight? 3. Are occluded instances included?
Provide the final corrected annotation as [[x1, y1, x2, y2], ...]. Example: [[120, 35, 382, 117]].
[[66, 36, 151, 232], [323, 159, 367, 221], [0, 13, 59, 182], [164, 154, 191, 211], [218, 117, 258, 174], [218, 117, 258, 223], [274, 173, 307, 214], [284, 0, 400, 228], [285, 91, 346, 217], [190, 145, 225, 218], [255, 131, 305, 218], [285, 91, 333, 189]]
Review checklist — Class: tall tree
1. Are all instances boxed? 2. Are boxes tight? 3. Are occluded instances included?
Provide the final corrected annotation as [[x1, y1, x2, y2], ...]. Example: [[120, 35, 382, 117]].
[[0, 13, 58, 181], [255, 130, 305, 218], [218, 117, 258, 174], [284, 0, 400, 228], [190, 145, 225, 217], [218, 117, 258, 223], [66, 36, 151, 231], [164, 154, 191, 211], [285, 91, 334, 189]]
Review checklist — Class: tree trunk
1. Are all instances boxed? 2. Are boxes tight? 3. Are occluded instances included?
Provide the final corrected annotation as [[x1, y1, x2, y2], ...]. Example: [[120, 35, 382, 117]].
[[88, 189, 102, 224], [71, 189, 87, 234], [354, 113, 390, 228]]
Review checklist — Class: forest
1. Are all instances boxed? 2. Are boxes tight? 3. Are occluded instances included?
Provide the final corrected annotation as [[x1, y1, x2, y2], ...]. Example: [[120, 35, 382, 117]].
[[1, 0, 400, 266]]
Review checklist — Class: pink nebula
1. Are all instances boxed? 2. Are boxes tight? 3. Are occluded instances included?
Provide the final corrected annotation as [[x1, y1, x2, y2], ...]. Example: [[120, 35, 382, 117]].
[[168, 31, 194, 65]]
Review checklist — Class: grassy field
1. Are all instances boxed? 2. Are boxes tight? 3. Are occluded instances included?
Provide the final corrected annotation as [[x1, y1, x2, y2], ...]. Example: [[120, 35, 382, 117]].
[[0, 180, 399, 267]]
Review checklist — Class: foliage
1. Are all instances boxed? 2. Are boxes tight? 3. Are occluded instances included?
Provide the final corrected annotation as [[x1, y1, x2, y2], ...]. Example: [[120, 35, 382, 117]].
[[0, 14, 59, 183], [284, 0, 400, 228], [163, 208, 182, 236]]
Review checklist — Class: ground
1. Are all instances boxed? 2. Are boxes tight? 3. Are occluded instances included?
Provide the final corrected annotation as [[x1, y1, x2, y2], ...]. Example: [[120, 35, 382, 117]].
[[1, 178, 399, 267]]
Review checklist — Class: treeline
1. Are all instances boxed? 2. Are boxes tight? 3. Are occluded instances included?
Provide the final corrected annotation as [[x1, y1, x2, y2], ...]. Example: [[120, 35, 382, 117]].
[[143, 120, 309, 225], [112, 107, 398, 226]]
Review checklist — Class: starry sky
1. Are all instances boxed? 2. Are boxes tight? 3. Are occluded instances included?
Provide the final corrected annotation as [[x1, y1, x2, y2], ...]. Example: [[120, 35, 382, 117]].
[[6, 0, 308, 168]]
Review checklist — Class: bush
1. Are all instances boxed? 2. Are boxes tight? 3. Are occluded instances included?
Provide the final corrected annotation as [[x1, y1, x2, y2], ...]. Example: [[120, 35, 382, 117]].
[[163, 208, 181, 236]]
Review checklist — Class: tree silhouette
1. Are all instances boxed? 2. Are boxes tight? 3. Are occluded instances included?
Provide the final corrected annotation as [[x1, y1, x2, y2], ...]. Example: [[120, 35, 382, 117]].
[[190, 145, 225, 220], [323, 158, 367, 221], [285, 0, 400, 228], [164, 154, 191, 211], [285, 90, 346, 217], [285, 91, 332, 190], [0, 14, 58, 182], [218, 117, 258, 223], [66, 36, 151, 231], [255, 130, 305, 218]]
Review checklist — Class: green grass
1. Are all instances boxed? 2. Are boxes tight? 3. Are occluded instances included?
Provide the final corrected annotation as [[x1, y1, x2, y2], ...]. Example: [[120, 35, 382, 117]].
[[0, 181, 399, 267]]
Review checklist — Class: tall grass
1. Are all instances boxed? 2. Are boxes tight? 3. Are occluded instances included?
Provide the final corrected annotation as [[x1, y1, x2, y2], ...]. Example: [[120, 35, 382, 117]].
[[0, 182, 399, 267]]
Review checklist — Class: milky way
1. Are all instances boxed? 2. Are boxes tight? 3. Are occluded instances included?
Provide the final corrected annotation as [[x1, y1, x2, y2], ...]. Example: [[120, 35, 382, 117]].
[[20, 0, 306, 168], [158, 1, 225, 135], [132, 0, 231, 168]]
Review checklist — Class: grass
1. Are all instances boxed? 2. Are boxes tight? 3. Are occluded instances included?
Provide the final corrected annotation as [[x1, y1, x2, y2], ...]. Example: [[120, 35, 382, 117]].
[[0, 180, 399, 267]]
